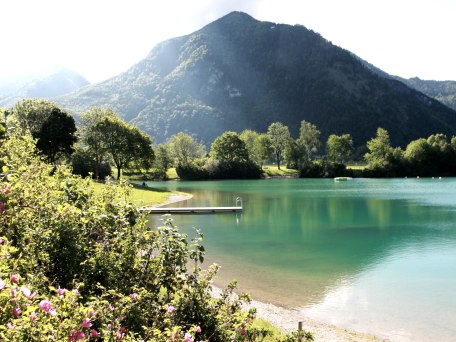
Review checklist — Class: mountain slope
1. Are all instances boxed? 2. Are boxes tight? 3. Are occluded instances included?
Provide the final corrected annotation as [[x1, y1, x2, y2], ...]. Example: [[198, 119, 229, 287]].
[[57, 11, 456, 146], [396, 77, 456, 111], [0, 68, 89, 108]]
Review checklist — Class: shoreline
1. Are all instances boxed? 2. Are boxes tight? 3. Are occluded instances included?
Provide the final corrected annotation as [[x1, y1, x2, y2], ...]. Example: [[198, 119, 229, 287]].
[[155, 192, 385, 342]]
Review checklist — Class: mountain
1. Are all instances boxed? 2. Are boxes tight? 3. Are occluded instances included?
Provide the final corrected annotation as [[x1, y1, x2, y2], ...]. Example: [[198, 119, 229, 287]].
[[395, 77, 456, 111], [57, 11, 456, 147], [0, 68, 89, 108]]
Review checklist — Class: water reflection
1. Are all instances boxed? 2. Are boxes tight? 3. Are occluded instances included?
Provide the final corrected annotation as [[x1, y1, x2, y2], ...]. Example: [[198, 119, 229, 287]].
[[145, 178, 456, 339]]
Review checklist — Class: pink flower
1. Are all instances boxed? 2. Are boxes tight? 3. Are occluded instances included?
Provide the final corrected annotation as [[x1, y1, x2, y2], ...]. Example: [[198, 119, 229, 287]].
[[29, 312, 37, 322], [12, 307, 21, 317], [91, 329, 99, 338], [21, 287, 36, 299], [72, 330, 85, 340], [49, 309, 57, 316], [88, 310, 96, 318], [11, 286, 17, 298], [241, 328, 247, 335], [0, 201, 5, 213], [57, 286, 65, 296], [81, 318, 92, 328], [196, 326, 202, 333], [166, 305, 175, 313], [184, 332, 194, 342], [0, 279, 5, 290], [107, 323, 113, 329], [10, 274, 19, 283], [39, 299, 52, 312], [129, 292, 137, 300], [6, 323, 15, 330], [108, 304, 114, 311], [0, 237, 3, 244]]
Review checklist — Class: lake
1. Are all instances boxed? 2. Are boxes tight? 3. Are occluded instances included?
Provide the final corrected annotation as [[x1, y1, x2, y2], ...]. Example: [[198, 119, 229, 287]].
[[144, 178, 456, 342]]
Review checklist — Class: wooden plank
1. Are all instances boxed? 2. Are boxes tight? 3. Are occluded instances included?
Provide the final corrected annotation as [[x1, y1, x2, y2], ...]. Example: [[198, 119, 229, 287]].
[[140, 206, 243, 214]]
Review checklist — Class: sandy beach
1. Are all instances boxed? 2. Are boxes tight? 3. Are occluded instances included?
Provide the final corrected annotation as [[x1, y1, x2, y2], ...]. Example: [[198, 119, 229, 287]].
[[154, 192, 385, 342]]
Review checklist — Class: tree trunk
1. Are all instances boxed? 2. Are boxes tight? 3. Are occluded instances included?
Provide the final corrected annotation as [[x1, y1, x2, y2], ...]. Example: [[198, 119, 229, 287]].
[[117, 166, 121, 180]]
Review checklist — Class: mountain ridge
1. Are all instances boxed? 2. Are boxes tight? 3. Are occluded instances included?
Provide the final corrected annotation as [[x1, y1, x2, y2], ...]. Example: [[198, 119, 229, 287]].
[[56, 11, 456, 147]]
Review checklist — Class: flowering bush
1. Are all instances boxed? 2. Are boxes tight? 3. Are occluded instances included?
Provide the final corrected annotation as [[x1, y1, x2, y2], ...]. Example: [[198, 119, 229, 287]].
[[0, 125, 312, 341], [0, 126, 278, 341]]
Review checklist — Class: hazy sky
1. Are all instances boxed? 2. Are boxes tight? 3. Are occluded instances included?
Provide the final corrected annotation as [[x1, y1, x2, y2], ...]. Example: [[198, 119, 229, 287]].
[[1, 0, 455, 83]]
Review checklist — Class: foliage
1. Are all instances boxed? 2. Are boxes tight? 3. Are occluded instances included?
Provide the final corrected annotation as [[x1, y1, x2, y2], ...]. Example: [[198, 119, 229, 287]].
[[70, 148, 112, 180], [153, 143, 174, 180], [326, 133, 354, 163], [10, 98, 57, 136], [267, 122, 291, 170], [364, 128, 404, 177], [35, 107, 78, 164], [297, 120, 321, 163], [0, 125, 291, 341], [240, 129, 260, 164], [79, 107, 118, 179], [169, 132, 206, 167], [211, 131, 249, 163], [253, 134, 273, 170], [93, 116, 154, 180]]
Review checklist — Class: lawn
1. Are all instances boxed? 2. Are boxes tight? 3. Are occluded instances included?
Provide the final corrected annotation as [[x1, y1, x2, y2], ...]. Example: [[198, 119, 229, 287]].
[[92, 181, 172, 206], [262, 164, 300, 177]]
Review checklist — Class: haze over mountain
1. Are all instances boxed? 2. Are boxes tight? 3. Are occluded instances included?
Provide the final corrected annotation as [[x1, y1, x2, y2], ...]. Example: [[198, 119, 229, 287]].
[[57, 11, 456, 147], [0, 68, 89, 108]]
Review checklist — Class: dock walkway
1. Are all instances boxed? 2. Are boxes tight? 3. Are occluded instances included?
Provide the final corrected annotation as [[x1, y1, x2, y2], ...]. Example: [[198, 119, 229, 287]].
[[141, 206, 242, 214]]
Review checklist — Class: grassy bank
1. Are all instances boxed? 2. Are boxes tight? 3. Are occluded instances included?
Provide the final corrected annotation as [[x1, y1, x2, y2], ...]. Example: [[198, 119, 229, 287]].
[[262, 165, 300, 178], [92, 181, 171, 206]]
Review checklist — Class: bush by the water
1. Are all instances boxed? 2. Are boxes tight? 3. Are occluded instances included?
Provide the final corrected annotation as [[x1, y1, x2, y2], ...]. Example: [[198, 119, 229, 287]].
[[177, 159, 262, 180], [0, 125, 312, 341]]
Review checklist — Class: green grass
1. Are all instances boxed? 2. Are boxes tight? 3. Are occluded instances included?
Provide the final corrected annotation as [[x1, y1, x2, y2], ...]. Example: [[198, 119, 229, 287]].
[[92, 181, 172, 206], [347, 164, 367, 170], [251, 319, 288, 341], [262, 165, 299, 178]]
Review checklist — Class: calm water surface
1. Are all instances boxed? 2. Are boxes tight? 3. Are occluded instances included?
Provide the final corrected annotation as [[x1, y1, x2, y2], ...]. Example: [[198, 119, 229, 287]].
[[145, 178, 456, 342]]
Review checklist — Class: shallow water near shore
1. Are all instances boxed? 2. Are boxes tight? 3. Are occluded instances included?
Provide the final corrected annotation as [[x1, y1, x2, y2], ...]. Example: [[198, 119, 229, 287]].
[[145, 178, 456, 341]]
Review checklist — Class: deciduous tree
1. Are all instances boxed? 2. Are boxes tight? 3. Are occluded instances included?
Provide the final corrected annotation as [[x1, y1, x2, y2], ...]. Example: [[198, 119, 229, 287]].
[[267, 122, 291, 170], [326, 133, 354, 163]]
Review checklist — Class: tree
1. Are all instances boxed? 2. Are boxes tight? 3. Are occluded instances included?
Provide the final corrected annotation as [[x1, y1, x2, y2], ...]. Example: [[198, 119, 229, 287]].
[[11, 98, 57, 136], [35, 108, 77, 164], [298, 120, 321, 164], [94, 117, 154, 180], [169, 132, 206, 167], [365, 127, 404, 176], [253, 134, 273, 170], [267, 122, 291, 170], [154, 143, 174, 179], [326, 134, 354, 163], [211, 131, 249, 162], [79, 107, 117, 179], [240, 129, 260, 163]]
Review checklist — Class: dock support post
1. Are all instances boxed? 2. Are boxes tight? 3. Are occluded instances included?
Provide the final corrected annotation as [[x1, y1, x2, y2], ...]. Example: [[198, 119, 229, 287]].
[[298, 321, 303, 342]]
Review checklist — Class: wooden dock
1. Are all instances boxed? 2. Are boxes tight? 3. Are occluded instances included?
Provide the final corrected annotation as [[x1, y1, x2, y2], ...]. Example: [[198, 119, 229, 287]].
[[141, 206, 243, 214]]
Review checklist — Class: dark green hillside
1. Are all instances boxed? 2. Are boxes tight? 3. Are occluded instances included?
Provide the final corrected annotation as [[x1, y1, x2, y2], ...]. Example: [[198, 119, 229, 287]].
[[397, 77, 456, 111], [57, 11, 456, 146]]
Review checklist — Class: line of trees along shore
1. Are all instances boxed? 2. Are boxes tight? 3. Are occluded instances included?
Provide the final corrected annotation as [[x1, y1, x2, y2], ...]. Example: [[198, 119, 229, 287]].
[[4, 98, 456, 180]]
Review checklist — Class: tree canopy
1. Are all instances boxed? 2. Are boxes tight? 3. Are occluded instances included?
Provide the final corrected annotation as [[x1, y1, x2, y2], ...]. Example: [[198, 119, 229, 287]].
[[211, 131, 249, 163], [35, 108, 77, 164], [267, 122, 291, 170], [326, 134, 354, 163]]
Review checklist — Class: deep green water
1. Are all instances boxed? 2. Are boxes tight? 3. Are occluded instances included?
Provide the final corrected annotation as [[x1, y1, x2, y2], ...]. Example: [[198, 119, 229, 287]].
[[145, 178, 456, 341]]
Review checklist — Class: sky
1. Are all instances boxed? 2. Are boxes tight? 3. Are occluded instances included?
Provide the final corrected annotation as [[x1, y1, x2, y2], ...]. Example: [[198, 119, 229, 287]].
[[1, 0, 455, 83]]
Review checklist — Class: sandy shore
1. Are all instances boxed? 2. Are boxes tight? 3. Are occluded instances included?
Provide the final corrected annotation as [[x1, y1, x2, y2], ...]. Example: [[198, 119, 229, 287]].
[[147, 192, 194, 208], [152, 192, 386, 341]]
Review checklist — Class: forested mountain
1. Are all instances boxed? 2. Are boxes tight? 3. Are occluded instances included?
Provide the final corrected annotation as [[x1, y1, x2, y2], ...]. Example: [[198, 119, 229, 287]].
[[57, 11, 456, 146], [396, 77, 456, 111], [0, 68, 89, 108]]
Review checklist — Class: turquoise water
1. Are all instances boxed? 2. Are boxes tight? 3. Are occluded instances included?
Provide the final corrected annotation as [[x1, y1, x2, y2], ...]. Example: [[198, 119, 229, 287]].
[[145, 178, 456, 341]]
